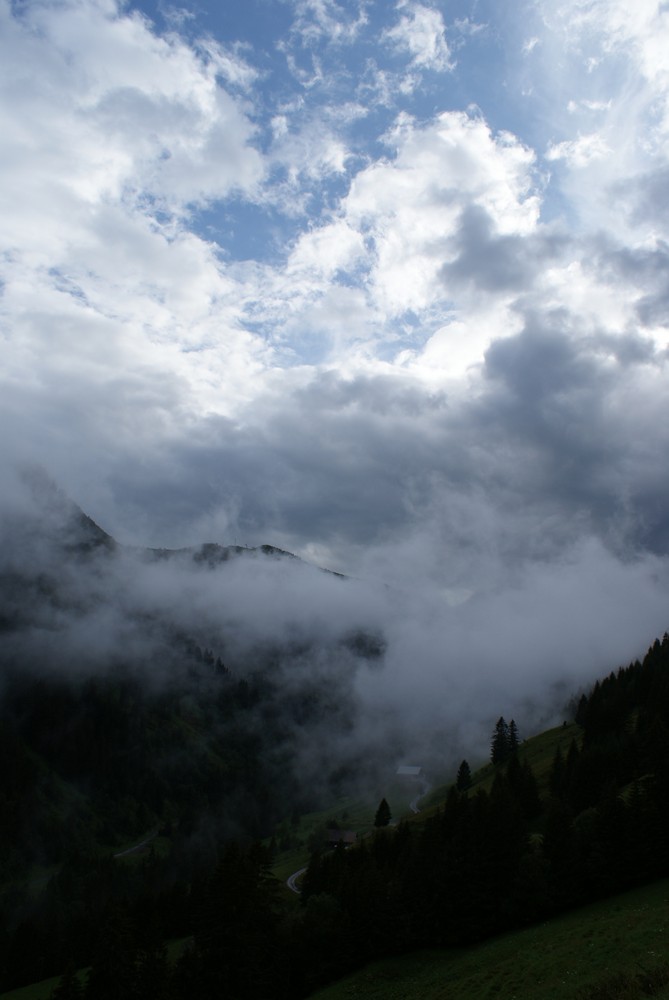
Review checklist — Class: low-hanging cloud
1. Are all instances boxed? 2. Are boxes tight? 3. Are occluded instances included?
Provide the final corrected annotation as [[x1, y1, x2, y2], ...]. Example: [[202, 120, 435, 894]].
[[3, 464, 669, 790]]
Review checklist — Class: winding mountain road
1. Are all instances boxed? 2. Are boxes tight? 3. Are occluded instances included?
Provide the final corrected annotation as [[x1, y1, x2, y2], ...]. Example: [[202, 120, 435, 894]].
[[409, 777, 431, 814], [286, 866, 307, 894], [112, 829, 159, 859], [286, 782, 431, 893]]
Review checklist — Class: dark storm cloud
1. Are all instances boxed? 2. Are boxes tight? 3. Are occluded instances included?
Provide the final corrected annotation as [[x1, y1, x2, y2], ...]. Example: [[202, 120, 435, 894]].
[[81, 307, 669, 589], [592, 240, 669, 329], [478, 317, 669, 556], [92, 369, 437, 540], [586, 331, 657, 368], [439, 204, 566, 293]]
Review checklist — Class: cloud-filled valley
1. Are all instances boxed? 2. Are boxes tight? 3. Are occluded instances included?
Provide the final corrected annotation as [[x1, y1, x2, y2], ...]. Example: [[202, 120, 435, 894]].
[[3, 468, 668, 802]]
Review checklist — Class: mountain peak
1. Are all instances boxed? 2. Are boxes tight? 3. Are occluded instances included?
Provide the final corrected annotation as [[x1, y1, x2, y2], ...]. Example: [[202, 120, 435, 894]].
[[17, 464, 115, 555]]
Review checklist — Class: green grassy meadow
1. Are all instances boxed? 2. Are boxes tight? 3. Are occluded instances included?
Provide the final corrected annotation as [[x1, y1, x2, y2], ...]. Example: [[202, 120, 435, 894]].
[[1, 977, 60, 1000], [0, 972, 84, 1000], [310, 878, 669, 1000], [0, 941, 190, 1000]]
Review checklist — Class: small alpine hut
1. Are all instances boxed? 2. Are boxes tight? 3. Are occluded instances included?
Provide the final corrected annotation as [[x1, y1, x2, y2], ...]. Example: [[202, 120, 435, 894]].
[[396, 764, 423, 782], [325, 829, 357, 847]]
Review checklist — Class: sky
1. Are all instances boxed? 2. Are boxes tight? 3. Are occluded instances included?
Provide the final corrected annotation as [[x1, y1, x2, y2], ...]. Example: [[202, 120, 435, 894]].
[[2, 0, 669, 716]]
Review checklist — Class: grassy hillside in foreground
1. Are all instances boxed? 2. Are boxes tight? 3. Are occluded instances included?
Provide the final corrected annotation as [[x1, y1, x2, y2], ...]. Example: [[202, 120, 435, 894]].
[[310, 878, 669, 1000], [0, 939, 189, 1000], [0, 975, 61, 1000], [5, 879, 668, 1000]]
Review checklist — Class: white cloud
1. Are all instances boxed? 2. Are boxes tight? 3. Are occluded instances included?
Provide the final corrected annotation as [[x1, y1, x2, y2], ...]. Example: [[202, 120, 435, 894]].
[[342, 111, 540, 320], [0, 0, 276, 458], [240, 108, 545, 377], [0, 0, 263, 225], [264, 99, 366, 218], [561, 0, 669, 87], [407, 307, 523, 379], [288, 220, 366, 279], [290, 0, 369, 48], [546, 131, 611, 167], [532, 0, 669, 241], [453, 18, 487, 39], [383, 1, 453, 74], [272, 118, 351, 187], [234, 107, 546, 374], [567, 98, 612, 113], [195, 37, 259, 91]]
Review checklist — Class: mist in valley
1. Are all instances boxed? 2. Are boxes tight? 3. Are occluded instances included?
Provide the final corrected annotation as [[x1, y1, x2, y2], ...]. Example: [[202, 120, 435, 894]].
[[3, 463, 669, 821]]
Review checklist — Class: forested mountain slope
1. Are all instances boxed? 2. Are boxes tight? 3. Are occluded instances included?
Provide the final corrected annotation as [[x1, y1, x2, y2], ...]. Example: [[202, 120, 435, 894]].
[[297, 633, 669, 992]]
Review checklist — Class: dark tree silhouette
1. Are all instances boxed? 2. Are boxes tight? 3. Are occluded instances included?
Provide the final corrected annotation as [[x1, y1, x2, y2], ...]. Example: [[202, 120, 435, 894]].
[[456, 759, 472, 791], [549, 745, 565, 799], [50, 965, 83, 1000], [491, 717, 511, 764], [508, 719, 519, 754], [374, 798, 391, 827]]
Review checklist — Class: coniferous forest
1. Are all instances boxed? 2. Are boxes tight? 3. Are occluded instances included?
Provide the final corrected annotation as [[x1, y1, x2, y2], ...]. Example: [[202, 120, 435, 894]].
[[299, 635, 669, 989], [2, 618, 669, 997]]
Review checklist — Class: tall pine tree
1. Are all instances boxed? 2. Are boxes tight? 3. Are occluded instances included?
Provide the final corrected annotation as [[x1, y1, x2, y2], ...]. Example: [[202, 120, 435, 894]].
[[508, 719, 519, 754], [374, 798, 391, 827], [491, 717, 511, 764], [456, 760, 472, 791]]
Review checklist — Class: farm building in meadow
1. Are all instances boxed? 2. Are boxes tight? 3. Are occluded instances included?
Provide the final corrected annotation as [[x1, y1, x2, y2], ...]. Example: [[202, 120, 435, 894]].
[[396, 764, 422, 779], [326, 829, 357, 847]]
